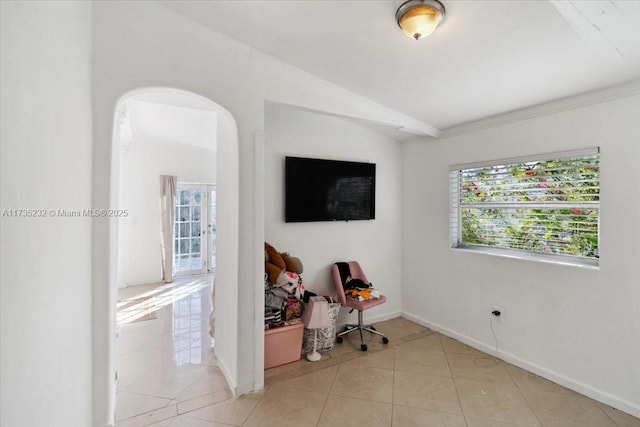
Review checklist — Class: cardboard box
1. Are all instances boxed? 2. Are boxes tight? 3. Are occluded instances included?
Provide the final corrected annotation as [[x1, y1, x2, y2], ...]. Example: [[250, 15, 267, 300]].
[[264, 322, 304, 369]]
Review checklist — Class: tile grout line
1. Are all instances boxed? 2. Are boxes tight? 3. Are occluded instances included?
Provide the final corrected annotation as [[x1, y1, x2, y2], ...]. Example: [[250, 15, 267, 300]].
[[116, 277, 216, 426], [238, 389, 266, 427], [314, 364, 341, 426], [595, 401, 625, 426], [117, 402, 179, 426], [503, 365, 545, 427], [390, 344, 397, 427], [441, 335, 470, 427], [115, 387, 179, 423], [314, 388, 331, 426]]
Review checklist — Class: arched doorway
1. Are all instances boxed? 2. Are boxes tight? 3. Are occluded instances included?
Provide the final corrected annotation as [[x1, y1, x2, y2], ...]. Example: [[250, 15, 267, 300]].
[[106, 87, 239, 424]]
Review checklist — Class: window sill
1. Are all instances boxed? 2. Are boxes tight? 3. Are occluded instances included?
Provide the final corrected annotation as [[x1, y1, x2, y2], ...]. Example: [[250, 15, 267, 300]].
[[450, 246, 599, 270]]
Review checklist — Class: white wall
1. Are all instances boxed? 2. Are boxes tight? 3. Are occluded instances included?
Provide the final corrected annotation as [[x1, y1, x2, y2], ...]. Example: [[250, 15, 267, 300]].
[[90, 2, 427, 424], [0, 2, 93, 426], [3, 2, 637, 424], [119, 130, 216, 286], [265, 104, 403, 324], [402, 94, 640, 417]]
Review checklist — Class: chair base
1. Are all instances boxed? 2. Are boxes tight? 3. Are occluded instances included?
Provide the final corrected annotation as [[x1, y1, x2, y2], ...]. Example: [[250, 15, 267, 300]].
[[336, 310, 388, 351]]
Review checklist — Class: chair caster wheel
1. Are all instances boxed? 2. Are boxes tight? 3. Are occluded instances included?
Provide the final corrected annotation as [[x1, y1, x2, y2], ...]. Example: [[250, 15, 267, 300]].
[[382, 337, 389, 344], [336, 336, 343, 344], [370, 326, 376, 331], [361, 344, 368, 351]]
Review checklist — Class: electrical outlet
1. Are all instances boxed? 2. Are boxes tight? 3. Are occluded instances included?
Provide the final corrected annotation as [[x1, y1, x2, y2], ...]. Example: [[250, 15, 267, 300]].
[[491, 307, 503, 322]]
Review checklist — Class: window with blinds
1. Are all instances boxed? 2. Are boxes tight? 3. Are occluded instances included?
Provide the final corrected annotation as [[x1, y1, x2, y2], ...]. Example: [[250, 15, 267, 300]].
[[449, 148, 600, 266]]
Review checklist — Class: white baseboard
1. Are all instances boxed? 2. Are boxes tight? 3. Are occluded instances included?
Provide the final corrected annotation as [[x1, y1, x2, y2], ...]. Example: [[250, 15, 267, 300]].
[[234, 380, 257, 397], [120, 278, 164, 287], [216, 354, 262, 398], [336, 310, 402, 330], [401, 311, 640, 419], [215, 355, 238, 397], [367, 310, 403, 325]]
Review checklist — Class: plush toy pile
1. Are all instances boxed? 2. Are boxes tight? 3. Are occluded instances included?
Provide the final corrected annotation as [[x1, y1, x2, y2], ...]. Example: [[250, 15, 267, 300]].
[[264, 242, 312, 329], [265, 242, 305, 299]]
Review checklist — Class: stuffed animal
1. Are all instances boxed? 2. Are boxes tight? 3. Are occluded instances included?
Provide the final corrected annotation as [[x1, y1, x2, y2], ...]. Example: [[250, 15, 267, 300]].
[[265, 242, 305, 299], [277, 271, 305, 300], [265, 242, 303, 282]]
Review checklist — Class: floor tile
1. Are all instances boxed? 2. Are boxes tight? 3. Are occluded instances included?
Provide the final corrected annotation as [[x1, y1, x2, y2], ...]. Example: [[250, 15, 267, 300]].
[[343, 347, 395, 370], [321, 339, 358, 358], [392, 406, 466, 427], [144, 419, 175, 427], [339, 329, 391, 352], [270, 365, 338, 394], [465, 416, 532, 427], [455, 377, 539, 426], [446, 352, 512, 384], [318, 394, 392, 427], [441, 336, 485, 356], [371, 317, 428, 340], [116, 391, 173, 421], [184, 392, 263, 426], [173, 366, 229, 402], [401, 333, 445, 353], [263, 348, 366, 388], [148, 414, 228, 426], [243, 387, 327, 427], [176, 389, 232, 414], [330, 364, 394, 403], [398, 329, 437, 344], [116, 404, 178, 427], [505, 364, 571, 395], [394, 344, 451, 377], [393, 370, 462, 415], [124, 362, 207, 399], [526, 389, 619, 427], [118, 279, 638, 427], [597, 403, 640, 427]]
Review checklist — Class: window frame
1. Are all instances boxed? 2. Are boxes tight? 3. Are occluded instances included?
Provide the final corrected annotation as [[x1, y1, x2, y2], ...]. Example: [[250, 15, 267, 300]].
[[449, 148, 600, 268]]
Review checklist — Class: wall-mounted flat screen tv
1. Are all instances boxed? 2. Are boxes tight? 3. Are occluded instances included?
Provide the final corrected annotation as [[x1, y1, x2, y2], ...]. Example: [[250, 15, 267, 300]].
[[285, 156, 376, 222]]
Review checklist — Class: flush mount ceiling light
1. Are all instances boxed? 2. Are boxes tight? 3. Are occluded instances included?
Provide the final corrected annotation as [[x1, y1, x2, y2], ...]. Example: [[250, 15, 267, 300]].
[[396, 0, 446, 40]]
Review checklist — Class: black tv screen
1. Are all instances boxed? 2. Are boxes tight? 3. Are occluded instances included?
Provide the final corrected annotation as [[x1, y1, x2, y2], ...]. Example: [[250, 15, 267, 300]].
[[285, 156, 376, 222]]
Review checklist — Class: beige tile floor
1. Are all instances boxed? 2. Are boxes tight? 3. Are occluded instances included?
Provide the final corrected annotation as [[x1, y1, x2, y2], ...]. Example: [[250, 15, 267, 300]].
[[116, 280, 640, 427]]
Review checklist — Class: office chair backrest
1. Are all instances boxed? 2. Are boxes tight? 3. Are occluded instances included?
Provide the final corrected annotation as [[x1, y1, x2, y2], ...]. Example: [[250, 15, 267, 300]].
[[332, 261, 369, 306]]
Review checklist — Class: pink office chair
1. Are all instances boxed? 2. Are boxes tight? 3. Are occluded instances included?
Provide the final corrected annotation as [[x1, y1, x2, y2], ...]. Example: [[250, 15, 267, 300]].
[[332, 261, 389, 351]]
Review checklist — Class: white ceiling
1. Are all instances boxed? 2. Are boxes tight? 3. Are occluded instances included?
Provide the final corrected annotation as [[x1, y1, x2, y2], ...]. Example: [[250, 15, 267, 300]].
[[127, 99, 218, 151], [158, 0, 640, 133]]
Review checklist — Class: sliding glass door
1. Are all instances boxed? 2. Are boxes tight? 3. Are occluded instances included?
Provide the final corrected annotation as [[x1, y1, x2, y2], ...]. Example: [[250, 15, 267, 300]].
[[174, 184, 216, 276]]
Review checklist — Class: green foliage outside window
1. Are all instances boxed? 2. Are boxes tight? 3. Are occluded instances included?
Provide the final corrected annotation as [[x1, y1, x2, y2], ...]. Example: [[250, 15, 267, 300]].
[[456, 155, 599, 259]]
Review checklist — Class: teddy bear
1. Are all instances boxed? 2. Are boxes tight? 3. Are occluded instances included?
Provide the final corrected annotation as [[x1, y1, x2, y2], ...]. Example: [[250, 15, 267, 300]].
[[265, 242, 305, 299]]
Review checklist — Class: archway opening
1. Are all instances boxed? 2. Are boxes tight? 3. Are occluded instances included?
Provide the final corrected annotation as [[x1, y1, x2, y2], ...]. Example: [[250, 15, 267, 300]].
[[107, 87, 239, 423]]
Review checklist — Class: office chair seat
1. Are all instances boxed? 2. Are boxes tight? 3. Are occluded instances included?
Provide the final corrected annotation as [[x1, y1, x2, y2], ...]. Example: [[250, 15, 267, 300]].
[[332, 261, 389, 351], [342, 295, 387, 312]]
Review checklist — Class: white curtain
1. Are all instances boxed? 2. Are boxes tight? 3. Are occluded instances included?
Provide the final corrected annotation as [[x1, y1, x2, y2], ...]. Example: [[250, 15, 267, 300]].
[[161, 175, 177, 283]]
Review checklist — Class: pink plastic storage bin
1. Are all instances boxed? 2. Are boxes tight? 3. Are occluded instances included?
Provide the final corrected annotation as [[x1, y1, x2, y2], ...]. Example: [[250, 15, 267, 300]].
[[264, 322, 304, 369]]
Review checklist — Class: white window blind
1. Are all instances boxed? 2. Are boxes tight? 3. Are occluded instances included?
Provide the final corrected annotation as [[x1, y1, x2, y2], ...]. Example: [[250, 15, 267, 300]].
[[449, 148, 600, 265]]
